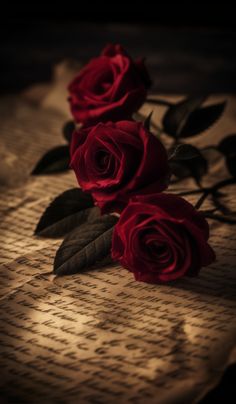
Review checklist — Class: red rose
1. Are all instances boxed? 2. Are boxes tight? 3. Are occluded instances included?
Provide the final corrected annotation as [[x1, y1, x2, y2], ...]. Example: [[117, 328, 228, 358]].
[[68, 44, 151, 126], [112, 193, 215, 283], [70, 121, 169, 213]]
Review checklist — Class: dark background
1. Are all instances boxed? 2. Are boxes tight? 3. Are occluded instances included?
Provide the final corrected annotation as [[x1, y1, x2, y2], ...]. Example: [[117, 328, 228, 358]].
[[1, 4, 236, 403], [1, 3, 236, 94]]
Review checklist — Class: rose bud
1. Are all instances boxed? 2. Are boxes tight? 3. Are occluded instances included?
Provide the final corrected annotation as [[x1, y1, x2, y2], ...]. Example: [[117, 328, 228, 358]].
[[70, 121, 169, 213], [112, 193, 215, 283], [68, 44, 151, 126]]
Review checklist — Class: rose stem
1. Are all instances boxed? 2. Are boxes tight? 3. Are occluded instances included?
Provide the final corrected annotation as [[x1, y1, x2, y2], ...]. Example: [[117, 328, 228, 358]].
[[194, 177, 236, 210], [202, 213, 236, 224], [177, 188, 209, 197]]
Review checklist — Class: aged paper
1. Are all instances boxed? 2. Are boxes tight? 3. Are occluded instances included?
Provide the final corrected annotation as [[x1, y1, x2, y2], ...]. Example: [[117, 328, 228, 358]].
[[0, 74, 236, 403]]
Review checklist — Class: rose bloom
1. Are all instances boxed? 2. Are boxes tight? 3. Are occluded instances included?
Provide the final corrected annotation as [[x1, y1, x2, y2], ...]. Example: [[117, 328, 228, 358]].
[[68, 44, 151, 125], [70, 120, 169, 213], [112, 193, 215, 283]]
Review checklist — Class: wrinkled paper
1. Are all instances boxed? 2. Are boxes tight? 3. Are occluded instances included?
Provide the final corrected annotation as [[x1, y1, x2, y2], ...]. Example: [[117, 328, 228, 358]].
[[0, 65, 236, 403]]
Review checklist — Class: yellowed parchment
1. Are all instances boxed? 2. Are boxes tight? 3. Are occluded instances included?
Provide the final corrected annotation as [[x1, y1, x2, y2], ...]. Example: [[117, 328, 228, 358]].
[[0, 67, 236, 403]]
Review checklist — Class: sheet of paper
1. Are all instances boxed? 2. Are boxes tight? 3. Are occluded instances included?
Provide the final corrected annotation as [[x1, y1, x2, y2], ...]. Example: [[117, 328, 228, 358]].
[[0, 75, 236, 403]]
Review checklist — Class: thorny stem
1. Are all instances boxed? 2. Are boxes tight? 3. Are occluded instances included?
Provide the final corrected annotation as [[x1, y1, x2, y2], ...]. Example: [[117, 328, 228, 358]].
[[177, 178, 236, 208], [195, 177, 236, 209], [176, 177, 236, 224], [194, 190, 211, 209], [202, 213, 236, 224], [177, 188, 209, 197]]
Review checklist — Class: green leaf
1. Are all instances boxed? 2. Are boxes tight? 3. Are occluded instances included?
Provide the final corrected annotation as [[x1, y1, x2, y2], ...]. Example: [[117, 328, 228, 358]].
[[35, 188, 96, 238], [226, 156, 236, 178], [170, 152, 208, 184], [63, 121, 75, 143], [32, 145, 70, 175], [218, 134, 236, 178], [54, 215, 118, 276], [218, 134, 236, 155], [169, 144, 201, 161], [163, 96, 206, 137], [163, 97, 226, 138]]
